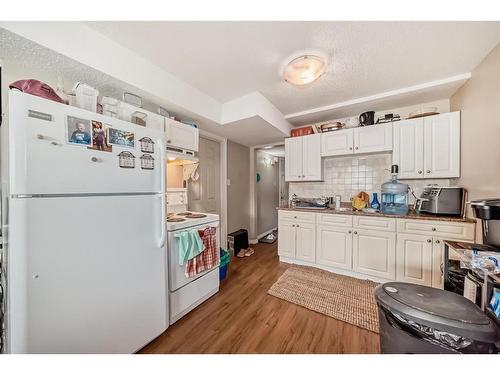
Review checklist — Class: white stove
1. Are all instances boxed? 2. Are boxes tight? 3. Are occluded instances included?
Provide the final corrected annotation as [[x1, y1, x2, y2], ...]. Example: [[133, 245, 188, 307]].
[[166, 211, 220, 231]]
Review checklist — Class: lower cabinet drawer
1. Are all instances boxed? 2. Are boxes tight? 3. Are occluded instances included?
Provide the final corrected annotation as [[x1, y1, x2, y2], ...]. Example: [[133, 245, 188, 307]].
[[397, 219, 475, 240], [278, 210, 316, 223], [353, 216, 396, 232], [317, 213, 353, 227], [169, 269, 219, 324]]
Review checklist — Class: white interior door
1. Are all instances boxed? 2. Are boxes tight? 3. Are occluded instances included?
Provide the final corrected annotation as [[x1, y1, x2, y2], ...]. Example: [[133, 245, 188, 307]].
[[396, 233, 433, 286], [423, 112, 460, 178], [393, 119, 424, 179], [316, 225, 352, 270], [8, 195, 167, 353], [188, 137, 220, 214], [9, 91, 164, 195]]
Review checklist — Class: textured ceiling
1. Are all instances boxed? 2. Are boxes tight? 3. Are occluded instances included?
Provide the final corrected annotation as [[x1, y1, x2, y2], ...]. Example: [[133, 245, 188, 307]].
[[86, 21, 500, 115]]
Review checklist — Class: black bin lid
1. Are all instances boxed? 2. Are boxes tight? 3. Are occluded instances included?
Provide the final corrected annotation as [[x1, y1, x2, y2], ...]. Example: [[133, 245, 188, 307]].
[[374, 282, 498, 342]]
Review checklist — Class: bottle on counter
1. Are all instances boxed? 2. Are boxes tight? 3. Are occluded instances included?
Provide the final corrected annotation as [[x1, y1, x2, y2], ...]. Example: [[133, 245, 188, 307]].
[[370, 192, 380, 210], [381, 165, 409, 215]]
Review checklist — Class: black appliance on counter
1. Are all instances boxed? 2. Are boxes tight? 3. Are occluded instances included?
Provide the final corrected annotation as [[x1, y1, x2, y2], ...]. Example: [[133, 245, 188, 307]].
[[471, 198, 500, 247], [415, 186, 465, 216], [358, 111, 375, 126], [375, 282, 498, 353]]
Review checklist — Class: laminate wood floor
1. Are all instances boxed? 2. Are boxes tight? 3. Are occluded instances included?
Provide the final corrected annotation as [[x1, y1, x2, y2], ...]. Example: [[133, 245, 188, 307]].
[[140, 242, 380, 354]]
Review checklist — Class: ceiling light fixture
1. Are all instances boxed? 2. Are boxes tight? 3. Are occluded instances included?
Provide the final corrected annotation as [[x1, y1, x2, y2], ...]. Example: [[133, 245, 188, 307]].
[[282, 52, 327, 86]]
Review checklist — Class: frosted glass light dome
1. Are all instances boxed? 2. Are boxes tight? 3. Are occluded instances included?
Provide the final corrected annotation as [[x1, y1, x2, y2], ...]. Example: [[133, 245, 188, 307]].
[[283, 54, 326, 85]]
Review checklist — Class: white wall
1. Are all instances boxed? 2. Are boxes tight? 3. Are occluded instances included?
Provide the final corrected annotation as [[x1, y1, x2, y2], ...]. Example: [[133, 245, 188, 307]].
[[450, 43, 500, 216]]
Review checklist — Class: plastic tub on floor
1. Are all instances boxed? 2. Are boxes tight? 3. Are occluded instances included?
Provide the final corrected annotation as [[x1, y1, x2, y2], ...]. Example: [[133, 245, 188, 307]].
[[219, 248, 230, 281]]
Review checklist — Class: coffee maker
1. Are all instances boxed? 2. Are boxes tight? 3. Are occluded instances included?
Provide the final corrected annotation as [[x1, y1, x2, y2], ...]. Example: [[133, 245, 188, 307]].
[[470, 199, 500, 248]]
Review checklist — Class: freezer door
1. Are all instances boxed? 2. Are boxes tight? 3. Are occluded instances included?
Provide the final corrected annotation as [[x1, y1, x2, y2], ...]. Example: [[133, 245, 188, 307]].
[[7, 195, 168, 353], [8, 91, 165, 195]]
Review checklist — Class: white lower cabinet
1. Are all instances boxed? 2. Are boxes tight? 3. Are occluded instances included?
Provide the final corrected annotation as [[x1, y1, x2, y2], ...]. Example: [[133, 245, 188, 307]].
[[396, 233, 433, 286], [295, 223, 316, 262], [316, 225, 352, 270], [277, 220, 297, 258], [353, 229, 396, 280], [277, 212, 474, 287]]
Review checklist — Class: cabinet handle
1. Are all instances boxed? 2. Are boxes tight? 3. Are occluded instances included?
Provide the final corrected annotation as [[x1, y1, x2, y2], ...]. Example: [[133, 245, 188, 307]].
[[427, 239, 432, 243], [349, 147, 353, 150], [90, 157, 101, 163], [292, 224, 295, 227], [435, 240, 441, 244], [348, 230, 352, 234], [294, 216, 297, 219], [432, 227, 436, 231], [418, 170, 422, 174], [296, 225, 300, 228], [167, 140, 172, 144], [353, 231, 358, 235], [426, 170, 431, 174], [355, 146, 358, 150]]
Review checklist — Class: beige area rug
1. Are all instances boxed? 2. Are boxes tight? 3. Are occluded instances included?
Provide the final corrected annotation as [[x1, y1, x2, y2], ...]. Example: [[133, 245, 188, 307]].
[[268, 265, 380, 333]]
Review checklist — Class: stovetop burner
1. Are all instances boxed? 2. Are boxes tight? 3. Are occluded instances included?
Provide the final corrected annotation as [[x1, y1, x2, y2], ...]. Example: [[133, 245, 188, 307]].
[[167, 217, 186, 222], [176, 212, 192, 216], [185, 213, 207, 218]]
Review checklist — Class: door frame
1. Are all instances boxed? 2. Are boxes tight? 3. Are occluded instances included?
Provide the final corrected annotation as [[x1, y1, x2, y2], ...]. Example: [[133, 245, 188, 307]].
[[249, 141, 285, 243], [198, 129, 228, 247]]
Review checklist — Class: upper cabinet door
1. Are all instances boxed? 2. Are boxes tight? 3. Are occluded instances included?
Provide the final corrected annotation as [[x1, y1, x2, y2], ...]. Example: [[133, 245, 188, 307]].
[[392, 119, 425, 179], [301, 134, 323, 181], [320, 129, 353, 156], [423, 112, 460, 178], [165, 118, 199, 152], [285, 137, 303, 181], [353, 123, 393, 154]]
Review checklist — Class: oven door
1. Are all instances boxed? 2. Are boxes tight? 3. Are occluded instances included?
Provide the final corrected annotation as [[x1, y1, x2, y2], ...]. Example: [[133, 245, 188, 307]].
[[167, 221, 220, 291]]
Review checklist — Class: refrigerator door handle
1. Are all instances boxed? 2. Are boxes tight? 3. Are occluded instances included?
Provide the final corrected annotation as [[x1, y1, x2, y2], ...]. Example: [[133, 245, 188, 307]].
[[158, 139, 166, 248]]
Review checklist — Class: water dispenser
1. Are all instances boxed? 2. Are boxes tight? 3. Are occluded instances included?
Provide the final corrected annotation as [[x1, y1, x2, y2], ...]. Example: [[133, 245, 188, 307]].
[[381, 165, 409, 215]]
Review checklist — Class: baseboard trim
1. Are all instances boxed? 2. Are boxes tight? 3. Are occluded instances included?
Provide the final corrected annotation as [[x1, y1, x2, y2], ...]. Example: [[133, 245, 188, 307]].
[[278, 256, 392, 284], [250, 226, 278, 244]]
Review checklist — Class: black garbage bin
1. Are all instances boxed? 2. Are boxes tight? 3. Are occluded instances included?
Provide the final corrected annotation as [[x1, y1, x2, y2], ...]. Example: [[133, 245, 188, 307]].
[[374, 282, 499, 354]]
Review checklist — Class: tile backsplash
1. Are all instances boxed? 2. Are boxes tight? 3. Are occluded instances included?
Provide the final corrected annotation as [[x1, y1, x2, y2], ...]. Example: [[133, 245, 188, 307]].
[[289, 153, 453, 204]]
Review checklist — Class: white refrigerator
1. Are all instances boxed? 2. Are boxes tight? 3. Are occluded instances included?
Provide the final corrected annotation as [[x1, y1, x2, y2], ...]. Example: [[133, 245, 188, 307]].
[[1, 90, 168, 353]]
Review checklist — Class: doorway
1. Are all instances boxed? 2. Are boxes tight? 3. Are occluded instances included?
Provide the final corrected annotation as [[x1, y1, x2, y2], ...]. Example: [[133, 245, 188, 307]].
[[188, 136, 221, 214], [254, 144, 286, 241]]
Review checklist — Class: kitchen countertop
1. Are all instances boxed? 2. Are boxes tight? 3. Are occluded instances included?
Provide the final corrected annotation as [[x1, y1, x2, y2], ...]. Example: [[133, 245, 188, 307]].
[[277, 206, 476, 223]]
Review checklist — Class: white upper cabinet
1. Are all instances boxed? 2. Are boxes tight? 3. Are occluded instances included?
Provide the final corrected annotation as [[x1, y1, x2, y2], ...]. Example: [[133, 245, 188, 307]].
[[321, 129, 353, 156], [285, 134, 322, 182], [285, 136, 303, 181], [320, 123, 392, 157], [393, 112, 460, 179], [353, 123, 393, 154], [165, 118, 199, 152], [423, 112, 460, 178], [301, 134, 322, 181], [393, 118, 424, 179]]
